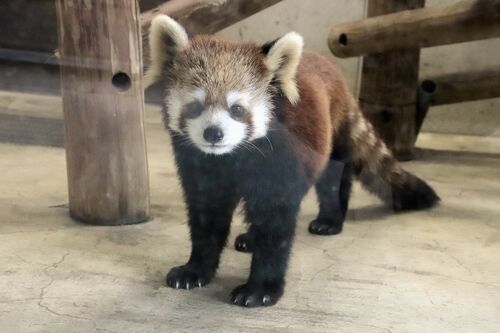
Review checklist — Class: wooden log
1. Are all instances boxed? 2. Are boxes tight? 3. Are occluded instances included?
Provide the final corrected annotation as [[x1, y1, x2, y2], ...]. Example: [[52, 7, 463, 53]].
[[359, 0, 425, 161], [420, 66, 500, 106], [329, 0, 500, 58], [415, 66, 500, 135], [1, 0, 283, 61], [55, 0, 150, 225], [141, 0, 283, 62]]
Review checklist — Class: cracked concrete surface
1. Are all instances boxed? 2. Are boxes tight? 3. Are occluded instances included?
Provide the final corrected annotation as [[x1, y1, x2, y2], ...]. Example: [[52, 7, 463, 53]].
[[1, 95, 500, 332]]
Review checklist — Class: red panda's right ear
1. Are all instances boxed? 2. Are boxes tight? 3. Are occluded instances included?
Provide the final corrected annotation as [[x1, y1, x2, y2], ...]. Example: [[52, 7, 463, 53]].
[[144, 15, 189, 88]]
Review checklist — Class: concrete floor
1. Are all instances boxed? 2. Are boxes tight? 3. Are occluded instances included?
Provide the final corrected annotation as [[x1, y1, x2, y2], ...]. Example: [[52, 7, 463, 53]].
[[1, 95, 500, 332]]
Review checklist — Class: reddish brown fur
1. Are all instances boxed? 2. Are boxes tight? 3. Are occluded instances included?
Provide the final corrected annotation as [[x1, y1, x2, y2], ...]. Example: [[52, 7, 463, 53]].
[[276, 52, 352, 183], [174, 36, 270, 106], [162, 33, 435, 206]]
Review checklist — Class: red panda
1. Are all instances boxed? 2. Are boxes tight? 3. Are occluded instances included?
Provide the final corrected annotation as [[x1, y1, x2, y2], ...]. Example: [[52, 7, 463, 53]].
[[146, 15, 439, 307]]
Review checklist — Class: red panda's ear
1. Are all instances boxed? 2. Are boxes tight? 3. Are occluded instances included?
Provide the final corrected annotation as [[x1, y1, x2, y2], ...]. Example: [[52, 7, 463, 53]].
[[144, 15, 189, 87], [263, 32, 304, 105]]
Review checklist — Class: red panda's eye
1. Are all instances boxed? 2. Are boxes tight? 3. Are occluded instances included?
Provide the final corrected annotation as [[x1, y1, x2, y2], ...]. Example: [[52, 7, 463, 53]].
[[183, 101, 203, 118], [230, 104, 246, 118]]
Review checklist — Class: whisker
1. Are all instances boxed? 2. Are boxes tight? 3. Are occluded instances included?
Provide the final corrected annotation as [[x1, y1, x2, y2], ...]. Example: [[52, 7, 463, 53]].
[[264, 135, 274, 152], [239, 142, 253, 154], [247, 142, 266, 157]]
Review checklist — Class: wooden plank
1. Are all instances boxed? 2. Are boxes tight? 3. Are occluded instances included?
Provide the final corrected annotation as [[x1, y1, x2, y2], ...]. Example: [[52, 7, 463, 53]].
[[141, 0, 282, 33], [329, 0, 500, 58], [415, 66, 500, 135], [1, 0, 282, 58], [420, 66, 500, 106], [141, 0, 282, 62], [358, 0, 425, 161], [55, 0, 150, 225], [1, 0, 282, 99], [0, 113, 63, 147]]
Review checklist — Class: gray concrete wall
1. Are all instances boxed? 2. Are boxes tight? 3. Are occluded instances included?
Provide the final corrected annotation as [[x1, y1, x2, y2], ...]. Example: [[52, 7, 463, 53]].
[[216, 0, 500, 137]]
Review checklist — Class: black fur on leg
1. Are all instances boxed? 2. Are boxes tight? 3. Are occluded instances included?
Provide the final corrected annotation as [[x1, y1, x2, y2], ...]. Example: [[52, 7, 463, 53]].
[[168, 118, 312, 306], [166, 133, 240, 290], [230, 123, 310, 307], [392, 174, 440, 211], [309, 123, 353, 236], [230, 204, 298, 307]]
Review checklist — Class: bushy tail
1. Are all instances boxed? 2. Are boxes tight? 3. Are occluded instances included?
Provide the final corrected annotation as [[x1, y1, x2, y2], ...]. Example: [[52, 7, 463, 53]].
[[348, 103, 439, 211]]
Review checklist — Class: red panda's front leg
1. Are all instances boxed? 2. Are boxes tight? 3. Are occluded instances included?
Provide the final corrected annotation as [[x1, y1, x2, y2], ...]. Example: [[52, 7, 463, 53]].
[[166, 139, 240, 290], [230, 198, 302, 307], [166, 193, 240, 289]]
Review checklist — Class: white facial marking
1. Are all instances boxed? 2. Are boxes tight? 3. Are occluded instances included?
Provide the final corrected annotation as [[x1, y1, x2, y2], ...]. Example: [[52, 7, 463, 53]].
[[193, 88, 206, 102], [227, 90, 250, 107], [165, 89, 182, 132], [166, 87, 205, 132], [226, 90, 271, 140], [186, 109, 247, 155], [251, 97, 272, 139]]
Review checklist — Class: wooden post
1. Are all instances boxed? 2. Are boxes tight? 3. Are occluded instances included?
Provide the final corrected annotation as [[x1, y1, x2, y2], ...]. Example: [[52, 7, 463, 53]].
[[55, 0, 150, 225], [358, 0, 425, 160], [329, 0, 500, 58]]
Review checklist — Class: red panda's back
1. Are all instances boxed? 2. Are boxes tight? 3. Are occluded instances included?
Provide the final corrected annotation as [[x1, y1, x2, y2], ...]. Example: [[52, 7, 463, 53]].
[[276, 51, 352, 182]]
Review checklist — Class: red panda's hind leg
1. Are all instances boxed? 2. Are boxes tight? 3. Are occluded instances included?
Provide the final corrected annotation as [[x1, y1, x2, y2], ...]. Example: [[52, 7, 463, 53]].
[[309, 124, 353, 236]]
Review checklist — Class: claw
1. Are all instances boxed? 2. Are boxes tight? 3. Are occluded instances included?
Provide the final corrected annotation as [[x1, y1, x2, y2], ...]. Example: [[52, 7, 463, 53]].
[[232, 293, 244, 304]]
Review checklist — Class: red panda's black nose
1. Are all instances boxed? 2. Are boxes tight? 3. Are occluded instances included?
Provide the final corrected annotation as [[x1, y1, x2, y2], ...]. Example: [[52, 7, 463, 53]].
[[203, 126, 224, 144]]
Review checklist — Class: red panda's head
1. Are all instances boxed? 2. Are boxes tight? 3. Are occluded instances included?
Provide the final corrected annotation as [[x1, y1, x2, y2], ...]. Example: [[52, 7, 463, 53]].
[[145, 15, 303, 155]]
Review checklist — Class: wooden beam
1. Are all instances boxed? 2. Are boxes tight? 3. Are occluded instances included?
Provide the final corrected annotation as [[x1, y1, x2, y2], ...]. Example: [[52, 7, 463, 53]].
[[141, 0, 283, 61], [1, 0, 282, 99], [415, 66, 500, 134], [359, 0, 425, 161], [329, 0, 500, 58], [141, 0, 282, 33], [55, 0, 150, 225], [420, 66, 500, 106]]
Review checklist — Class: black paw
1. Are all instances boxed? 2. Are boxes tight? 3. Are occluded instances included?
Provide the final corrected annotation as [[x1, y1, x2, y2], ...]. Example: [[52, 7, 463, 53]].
[[308, 219, 342, 235], [230, 283, 283, 307], [166, 265, 212, 290], [234, 232, 254, 253]]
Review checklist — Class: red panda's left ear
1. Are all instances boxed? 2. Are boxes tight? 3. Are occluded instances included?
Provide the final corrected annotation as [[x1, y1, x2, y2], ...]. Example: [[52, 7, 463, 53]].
[[263, 32, 304, 105]]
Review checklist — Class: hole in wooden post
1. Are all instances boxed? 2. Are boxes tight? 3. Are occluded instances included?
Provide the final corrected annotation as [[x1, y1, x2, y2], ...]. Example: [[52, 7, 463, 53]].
[[112, 72, 131, 92], [338, 33, 348, 46], [381, 109, 393, 123], [421, 80, 437, 94]]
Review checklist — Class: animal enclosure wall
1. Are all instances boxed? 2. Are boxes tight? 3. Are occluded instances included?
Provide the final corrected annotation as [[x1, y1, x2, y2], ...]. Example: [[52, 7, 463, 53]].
[[2, 0, 500, 136]]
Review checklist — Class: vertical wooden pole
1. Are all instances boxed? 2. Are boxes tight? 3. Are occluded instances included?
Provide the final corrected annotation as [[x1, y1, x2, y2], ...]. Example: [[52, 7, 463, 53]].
[[55, 0, 150, 225], [359, 0, 425, 160]]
